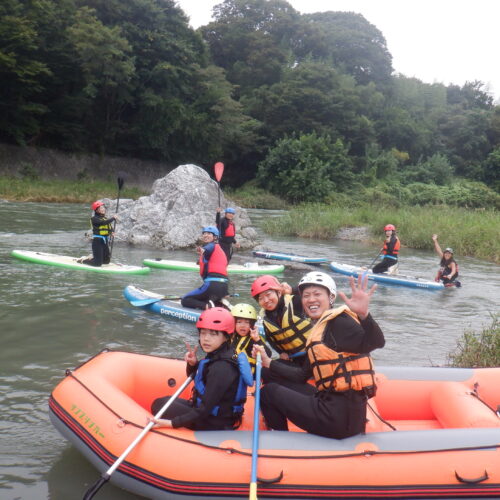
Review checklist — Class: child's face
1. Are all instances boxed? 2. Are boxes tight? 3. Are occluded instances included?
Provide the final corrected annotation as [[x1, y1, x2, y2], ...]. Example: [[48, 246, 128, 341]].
[[198, 329, 227, 353], [96, 205, 106, 215], [235, 318, 252, 336]]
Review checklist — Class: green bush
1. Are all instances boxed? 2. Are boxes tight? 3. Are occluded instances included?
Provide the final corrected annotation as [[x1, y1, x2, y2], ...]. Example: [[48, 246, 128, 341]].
[[19, 162, 40, 180], [447, 315, 500, 368], [257, 132, 355, 203]]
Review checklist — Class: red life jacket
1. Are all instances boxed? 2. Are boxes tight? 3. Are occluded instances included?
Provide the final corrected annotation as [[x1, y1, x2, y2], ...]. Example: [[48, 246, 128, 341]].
[[199, 243, 228, 277], [223, 220, 235, 238]]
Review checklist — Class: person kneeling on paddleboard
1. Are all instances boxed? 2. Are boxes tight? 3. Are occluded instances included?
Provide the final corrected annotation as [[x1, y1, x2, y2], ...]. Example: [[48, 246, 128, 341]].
[[372, 224, 400, 274], [150, 307, 253, 430], [432, 234, 461, 287], [80, 201, 118, 267], [181, 226, 229, 310]]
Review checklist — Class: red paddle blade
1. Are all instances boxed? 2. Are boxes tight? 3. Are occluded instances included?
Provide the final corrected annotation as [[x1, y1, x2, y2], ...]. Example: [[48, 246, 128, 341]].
[[214, 162, 224, 182]]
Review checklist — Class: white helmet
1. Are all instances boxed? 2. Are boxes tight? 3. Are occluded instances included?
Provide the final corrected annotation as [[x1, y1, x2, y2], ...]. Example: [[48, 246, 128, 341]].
[[298, 272, 336, 296]]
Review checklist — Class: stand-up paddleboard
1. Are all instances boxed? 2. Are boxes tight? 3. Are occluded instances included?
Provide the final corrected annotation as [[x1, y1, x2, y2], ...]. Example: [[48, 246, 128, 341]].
[[253, 250, 328, 264], [143, 258, 284, 275], [11, 250, 150, 275], [123, 285, 201, 322], [329, 261, 445, 290]]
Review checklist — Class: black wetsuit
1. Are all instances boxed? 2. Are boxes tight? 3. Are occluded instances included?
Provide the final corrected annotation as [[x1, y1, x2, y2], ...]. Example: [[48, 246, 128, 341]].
[[151, 342, 241, 430], [372, 235, 400, 274], [260, 312, 385, 439], [216, 212, 237, 262], [82, 214, 115, 267], [261, 293, 312, 394]]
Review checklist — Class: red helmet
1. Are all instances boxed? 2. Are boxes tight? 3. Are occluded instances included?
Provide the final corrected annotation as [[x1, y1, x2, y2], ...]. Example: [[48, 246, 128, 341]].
[[384, 224, 396, 231], [196, 307, 235, 335], [91, 200, 104, 211], [251, 275, 281, 299]]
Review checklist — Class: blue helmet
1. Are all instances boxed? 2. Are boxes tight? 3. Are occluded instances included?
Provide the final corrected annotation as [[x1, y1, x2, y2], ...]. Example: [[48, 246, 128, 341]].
[[202, 226, 219, 237], [225, 207, 235, 214]]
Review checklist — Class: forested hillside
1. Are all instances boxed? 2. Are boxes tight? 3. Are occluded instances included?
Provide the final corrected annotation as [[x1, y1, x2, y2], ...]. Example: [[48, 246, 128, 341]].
[[2, 0, 499, 201]]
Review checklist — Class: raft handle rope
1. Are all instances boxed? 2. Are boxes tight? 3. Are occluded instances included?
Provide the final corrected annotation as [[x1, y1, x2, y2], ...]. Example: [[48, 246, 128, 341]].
[[470, 382, 500, 417], [366, 400, 397, 431]]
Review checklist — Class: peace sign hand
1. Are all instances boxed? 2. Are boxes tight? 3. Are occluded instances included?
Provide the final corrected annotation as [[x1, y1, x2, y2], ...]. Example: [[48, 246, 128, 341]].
[[184, 342, 198, 366], [338, 274, 377, 320]]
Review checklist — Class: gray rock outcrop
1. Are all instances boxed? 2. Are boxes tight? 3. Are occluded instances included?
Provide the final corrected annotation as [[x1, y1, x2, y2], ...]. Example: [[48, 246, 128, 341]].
[[102, 164, 259, 249]]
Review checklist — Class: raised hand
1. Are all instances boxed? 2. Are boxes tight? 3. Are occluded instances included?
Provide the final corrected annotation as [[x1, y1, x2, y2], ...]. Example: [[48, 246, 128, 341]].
[[184, 342, 198, 366], [338, 274, 377, 320], [249, 325, 260, 342]]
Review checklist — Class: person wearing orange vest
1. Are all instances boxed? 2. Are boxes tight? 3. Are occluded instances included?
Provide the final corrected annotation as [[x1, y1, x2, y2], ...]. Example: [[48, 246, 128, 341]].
[[216, 207, 240, 261], [79, 200, 118, 266], [372, 224, 400, 274], [253, 272, 385, 440], [181, 226, 229, 310]]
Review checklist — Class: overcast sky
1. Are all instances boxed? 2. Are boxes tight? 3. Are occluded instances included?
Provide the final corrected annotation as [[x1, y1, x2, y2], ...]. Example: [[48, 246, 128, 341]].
[[175, 0, 500, 102]]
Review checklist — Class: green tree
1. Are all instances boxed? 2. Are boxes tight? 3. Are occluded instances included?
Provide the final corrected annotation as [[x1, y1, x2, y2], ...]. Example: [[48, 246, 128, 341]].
[[297, 11, 393, 87], [67, 6, 135, 153], [257, 132, 354, 202], [0, 0, 51, 143], [201, 0, 300, 96]]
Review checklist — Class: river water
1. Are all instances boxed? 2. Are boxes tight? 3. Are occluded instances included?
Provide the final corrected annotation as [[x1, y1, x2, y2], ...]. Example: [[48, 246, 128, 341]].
[[0, 200, 498, 500]]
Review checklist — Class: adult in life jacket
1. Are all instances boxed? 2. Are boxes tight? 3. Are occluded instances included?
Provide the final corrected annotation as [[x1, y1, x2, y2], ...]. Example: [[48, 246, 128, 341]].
[[150, 307, 254, 430], [432, 234, 461, 287], [250, 275, 315, 393], [372, 224, 401, 274], [253, 272, 385, 440], [80, 201, 118, 266], [181, 226, 229, 310], [215, 207, 240, 262], [231, 303, 272, 373]]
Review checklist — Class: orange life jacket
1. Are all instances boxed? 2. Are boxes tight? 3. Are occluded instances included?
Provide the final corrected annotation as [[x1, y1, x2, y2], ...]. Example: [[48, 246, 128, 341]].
[[382, 235, 400, 257], [306, 306, 376, 397]]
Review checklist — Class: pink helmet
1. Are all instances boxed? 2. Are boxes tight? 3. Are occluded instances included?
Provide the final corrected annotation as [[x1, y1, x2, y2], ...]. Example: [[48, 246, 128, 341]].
[[384, 224, 396, 231], [91, 200, 104, 211], [251, 275, 281, 299], [196, 307, 235, 335]]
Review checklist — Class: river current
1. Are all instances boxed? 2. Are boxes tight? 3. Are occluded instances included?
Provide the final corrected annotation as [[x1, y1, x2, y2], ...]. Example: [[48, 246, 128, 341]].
[[0, 201, 498, 499]]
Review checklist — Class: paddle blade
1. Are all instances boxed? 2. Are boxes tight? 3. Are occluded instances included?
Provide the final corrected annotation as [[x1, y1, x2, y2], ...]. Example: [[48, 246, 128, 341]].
[[214, 162, 224, 182], [117, 176, 125, 191]]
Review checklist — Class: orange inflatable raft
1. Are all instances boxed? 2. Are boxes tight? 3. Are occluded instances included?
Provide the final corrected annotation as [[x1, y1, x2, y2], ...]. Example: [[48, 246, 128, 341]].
[[49, 350, 500, 499]]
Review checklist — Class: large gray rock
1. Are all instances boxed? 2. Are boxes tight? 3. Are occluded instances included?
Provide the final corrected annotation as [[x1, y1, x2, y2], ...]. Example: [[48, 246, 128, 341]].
[[102, 164, 259, 249]]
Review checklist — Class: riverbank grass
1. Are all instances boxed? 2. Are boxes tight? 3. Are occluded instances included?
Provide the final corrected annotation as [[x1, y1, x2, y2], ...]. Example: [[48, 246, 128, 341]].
[[0, 176, 144, 202], [447, 315, 500, 368], [262, 204, 499, 263]]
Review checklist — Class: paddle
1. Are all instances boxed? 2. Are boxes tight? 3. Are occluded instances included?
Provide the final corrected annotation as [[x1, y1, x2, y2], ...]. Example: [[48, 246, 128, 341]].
[[130, 293, 239, 307], [83, 374, 194, 500], [366, 247, 383, 270], [214, 162, 224, 207], [109, 175, 125, 260], [249, 350, 262, 500]]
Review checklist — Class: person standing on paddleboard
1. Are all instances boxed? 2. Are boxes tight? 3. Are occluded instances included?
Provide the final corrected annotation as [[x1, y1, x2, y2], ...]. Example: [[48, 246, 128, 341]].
[[372, 224, 400, 274], [80, 201, 118, 266], [181, 226, 230, 310], [216, 207, 239, 262]]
